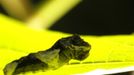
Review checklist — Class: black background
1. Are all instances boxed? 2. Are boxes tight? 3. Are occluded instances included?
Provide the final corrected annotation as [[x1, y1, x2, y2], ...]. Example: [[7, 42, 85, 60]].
[[0, 0, 133, 35], [49, 0, 134, 35]]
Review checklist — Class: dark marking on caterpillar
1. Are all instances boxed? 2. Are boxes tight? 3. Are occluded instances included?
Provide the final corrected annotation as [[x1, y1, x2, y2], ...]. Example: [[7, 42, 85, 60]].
[[3, 34, 91, 75]]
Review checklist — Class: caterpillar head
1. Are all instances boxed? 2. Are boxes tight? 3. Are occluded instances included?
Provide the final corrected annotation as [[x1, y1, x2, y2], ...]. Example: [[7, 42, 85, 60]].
[[51, 34, 91, 61]]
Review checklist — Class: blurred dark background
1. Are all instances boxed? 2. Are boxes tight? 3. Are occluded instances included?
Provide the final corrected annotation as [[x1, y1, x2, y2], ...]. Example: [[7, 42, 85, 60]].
[[0, 0, 133, 35], [49, 0, 134, 35]]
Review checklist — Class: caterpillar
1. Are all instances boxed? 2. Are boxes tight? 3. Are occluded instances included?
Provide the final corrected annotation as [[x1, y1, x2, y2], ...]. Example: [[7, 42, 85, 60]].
[[3, 35, 91, 75]]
